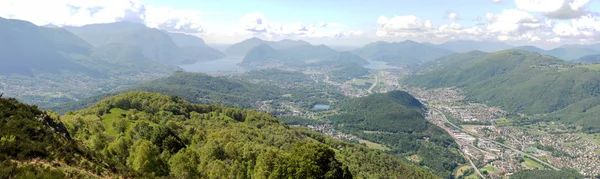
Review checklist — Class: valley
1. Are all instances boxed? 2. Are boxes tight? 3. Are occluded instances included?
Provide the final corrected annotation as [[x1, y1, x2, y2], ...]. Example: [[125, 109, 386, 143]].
[[3, 10, 600, 178]]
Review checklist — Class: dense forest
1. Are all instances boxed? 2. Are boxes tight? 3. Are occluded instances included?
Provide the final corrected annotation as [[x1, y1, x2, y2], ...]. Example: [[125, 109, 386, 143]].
[[52, 71, 343, 114], [328, 91, 465, 178], [1, 92, 438, 178], [510, 169, 584, 179]]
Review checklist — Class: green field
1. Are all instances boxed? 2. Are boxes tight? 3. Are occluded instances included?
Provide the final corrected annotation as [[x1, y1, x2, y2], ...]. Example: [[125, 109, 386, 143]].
[[575, 133, 600, 146], [358, 139, 390, 151], [481, 165, 499, 173], [455, 165, 479, 179], [579, 64, 600, 71], [521, 157, 545, 169], [352, 77, 375, 86], [495, 117, 513, 126], [101, 108, 126, 136]]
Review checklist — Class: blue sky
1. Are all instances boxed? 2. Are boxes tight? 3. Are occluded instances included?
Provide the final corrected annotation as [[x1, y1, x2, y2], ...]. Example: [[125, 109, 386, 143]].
[[1, 0, 599, 48]]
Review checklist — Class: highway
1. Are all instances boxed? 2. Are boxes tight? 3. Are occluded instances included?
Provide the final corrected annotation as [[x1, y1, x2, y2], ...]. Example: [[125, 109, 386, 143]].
[[430, 107, 560, 171]]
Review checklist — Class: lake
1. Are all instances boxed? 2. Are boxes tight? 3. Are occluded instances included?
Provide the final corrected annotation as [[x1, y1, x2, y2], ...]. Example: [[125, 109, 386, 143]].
[[363, 60, 398, 70], [312, 104, 331, 110], [178, 56, 251, 72], [178, 57, 397, 72]]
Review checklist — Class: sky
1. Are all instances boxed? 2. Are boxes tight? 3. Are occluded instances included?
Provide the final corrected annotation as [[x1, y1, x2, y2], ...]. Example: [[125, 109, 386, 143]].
[[1, 0, 599, 49]]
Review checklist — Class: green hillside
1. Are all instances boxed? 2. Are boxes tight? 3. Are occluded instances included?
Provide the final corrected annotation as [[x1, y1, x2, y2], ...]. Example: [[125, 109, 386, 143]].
[[240, 44, 369, 82], [224, 37, 310, 56], [406, 50, 600, 131], [351, 40, 453, 65], [65, 22, 223, 64], [575, 54, 600, 64], [0, 17, 94, 75], [0, 18, 179, 108], [515, 45, 600, 61], [329, 91, 464, 178], [51, 72, 342, 114], [438, 40, 512, 53], [1, 92, 439, 178]]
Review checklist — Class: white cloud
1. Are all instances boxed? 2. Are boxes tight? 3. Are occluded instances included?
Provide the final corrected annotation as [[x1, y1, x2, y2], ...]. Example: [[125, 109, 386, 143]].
[[376, 11, 557, 43], [552, 14, 600, 38], [515, 0, 564, 12], [515, 0, 592, 19], [485, 9, 544, 35], [547, 37, 561, 42], [447, 12, 460, 20], [238, 12, 361, 39], [0, 0, 209, 33], [376, 15, 433, 37], [240, 12, 270, 33], [494, 0, 503, 3], [318, 21, 328, 27]]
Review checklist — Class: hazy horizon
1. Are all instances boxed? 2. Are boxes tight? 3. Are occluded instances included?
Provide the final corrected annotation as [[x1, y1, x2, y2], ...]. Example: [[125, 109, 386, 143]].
[[2, 0, 599, 49]]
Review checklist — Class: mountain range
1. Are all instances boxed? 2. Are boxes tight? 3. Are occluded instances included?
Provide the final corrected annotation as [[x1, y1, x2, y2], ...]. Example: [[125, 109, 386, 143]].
[[239, 42, 370, 82], [64, 22, 224, 65], [514, 45, 600, 61]]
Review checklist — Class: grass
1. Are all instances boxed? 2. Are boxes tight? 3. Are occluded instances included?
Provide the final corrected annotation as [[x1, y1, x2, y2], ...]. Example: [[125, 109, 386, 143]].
[[575, 133, 600, 146], [455, 166, 472, 178], [579, 64, 600, 71], [352, 77, 374, 86], [521, 157, 545, 169], [101, 108, 126, 137], [358, 139, 390, 151], [481, 166, 498, 173], [495, 117, 513, 126]]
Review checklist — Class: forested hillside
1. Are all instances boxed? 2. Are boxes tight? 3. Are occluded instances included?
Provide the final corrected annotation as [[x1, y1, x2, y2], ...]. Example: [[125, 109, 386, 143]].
[[0, 18, 178, 108], [240, 43, 369, 82], [1, 92, 439, 178], [65, 22, 224, 64], [328, 91, 464, 178], [52, 72, 344, 114], [406, 50, 600, 131], [224, 37, 310, 56], [351, 40, 453, 65]]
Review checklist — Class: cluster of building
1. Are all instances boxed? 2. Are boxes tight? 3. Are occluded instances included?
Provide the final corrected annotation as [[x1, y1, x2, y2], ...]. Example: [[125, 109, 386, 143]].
[[306, 124, 356, 140], [446, 103, 506, 122]]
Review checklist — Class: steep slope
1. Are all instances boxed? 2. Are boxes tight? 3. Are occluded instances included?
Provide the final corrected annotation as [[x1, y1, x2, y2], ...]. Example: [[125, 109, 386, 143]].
[[240, 44, 369, 82], [438, 40, 512, 53], [0, 18, 177, 108], [51, 72, 284, 113], [515, 45, 600, 61], [6, 92, 438, 178], [224, 37, 311, 56], [514, 46, 547, 54], [0, 17, 94, 75], [167, 32, 225, 61], [0, 96, 117, 178], [574, 54, 600, 64], [328, 91, 464, 178], [546, 47, 600, 61], [167, 32, 207, 47], [65, 22, 222, 64], [351, 40, 453, 65], [406, 50, 600, 130], [241, 44, 284, 65]]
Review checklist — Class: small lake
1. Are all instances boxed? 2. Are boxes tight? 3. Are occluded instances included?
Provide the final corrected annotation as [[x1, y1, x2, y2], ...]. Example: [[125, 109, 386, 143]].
[[178, 56, 251, 72], [312, 104, 331, 110], [363, 60, 398, 70]]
